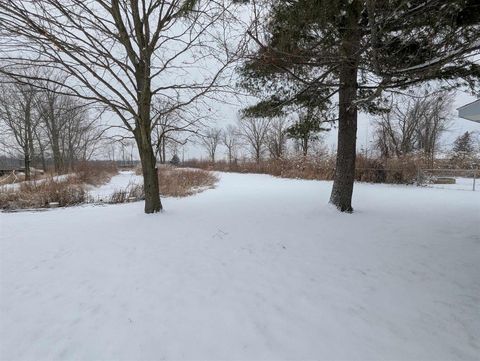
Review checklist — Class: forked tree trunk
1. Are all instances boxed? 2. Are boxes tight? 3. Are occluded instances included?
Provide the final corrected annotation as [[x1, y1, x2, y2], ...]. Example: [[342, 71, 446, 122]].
[[329, 2, 361, 212]]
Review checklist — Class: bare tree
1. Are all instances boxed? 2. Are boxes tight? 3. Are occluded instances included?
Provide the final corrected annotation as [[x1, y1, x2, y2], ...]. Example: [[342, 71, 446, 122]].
[[35, 78, 97, 173], [0, 0, 245, 213], [266, 117, 289, 159], [415, 93, 453, 165], [373, 91, 453, 164], [62, 104, 103, 167], [222, 124, 239, 164], [374, 97, 421, 158], [151, 101, 204, 164], [0, 80, 39, 180], [238, 116, 271, 163], [200, 127, 222, 162]]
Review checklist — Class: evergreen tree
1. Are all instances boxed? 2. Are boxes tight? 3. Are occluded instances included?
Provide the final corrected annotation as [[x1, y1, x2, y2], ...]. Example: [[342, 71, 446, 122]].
[[240, 0, 480, 212], [453, 131, 476, 155], [451, 131, 478, 167], [286, 109, 331, 156], [170, 154, 181, 166]]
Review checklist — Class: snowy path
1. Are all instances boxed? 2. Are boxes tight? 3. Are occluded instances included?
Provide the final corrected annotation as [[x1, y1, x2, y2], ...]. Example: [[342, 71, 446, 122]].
[[1, 173, 479, 360], [87, 171, 142, 202]]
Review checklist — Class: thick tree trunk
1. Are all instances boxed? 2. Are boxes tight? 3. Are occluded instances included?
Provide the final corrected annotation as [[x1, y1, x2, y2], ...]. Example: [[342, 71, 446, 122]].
[[135, 60, 162, 213], [329, 2, 361, 212], [136, 130, 162, 213], [329, 81, 358, 212]]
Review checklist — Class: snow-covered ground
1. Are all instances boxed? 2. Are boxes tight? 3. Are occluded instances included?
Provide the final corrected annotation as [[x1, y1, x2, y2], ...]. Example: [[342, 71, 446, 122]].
[[426, 177, 477, 191], [0, 173, 479, 360]]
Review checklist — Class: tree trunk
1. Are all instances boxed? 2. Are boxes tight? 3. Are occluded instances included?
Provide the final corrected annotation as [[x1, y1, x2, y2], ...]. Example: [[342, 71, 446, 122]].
[[162, 140, 166, 164], [302, 137, 308, 157], [135, 59, 162, 213], [329, 2, 361, 213], [51, 137, 62, 174], [24, 149, 31, 181], [330, 83, 358, 212], [24, 99, 33, 180], [136, 130, 162, 213]]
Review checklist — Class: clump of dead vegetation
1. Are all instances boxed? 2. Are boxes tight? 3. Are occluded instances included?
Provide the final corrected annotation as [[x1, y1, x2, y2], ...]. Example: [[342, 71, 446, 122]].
[[0, 162, 118, 210], [0, 176, 86, 210], [184, 154, 431, 185], [159, 168, 219, 197], [75, 161, 118, 186], [0, 164, 217, 210], [109, 167, 218, 204], [109, 182, 145, 204]]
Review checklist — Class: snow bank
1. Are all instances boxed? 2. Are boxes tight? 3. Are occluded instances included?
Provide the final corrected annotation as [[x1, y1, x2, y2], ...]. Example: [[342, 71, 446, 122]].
[[0, 173, 479, 360]]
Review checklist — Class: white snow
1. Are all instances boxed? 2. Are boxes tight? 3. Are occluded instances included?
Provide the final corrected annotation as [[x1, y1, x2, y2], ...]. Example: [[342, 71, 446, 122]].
[[425, 177, 477, 191], [1, 172, 479, 360], [87, 171, 143, 202]]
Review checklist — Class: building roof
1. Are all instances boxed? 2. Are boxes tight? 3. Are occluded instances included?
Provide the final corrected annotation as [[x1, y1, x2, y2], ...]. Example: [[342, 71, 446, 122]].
[[458, 99, 480, 122]]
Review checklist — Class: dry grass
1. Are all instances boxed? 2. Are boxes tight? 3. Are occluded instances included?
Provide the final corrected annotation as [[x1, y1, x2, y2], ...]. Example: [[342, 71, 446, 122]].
[[109, 183, 145, 204], [0, 162, 117, 210], [75, 161, 118, 186], [0, 176, 86, 210], [0, 164, 217, 209], [159, 168, 219, 197], [107, 167, 218, 205], [184, 155, 430, 184], [184, 157, 337, 181]]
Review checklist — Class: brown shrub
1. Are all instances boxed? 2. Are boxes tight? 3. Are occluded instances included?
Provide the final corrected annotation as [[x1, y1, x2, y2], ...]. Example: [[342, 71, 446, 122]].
[[75, 161, 118, 186], [109, 183, 145, 204], [159, 168, 219, 197], [355, 155, 421, 184], [183, 156, 337, 181], [0, 177, 86, 210], [106, 168, 218, 204], [184, 154, 426, 184]]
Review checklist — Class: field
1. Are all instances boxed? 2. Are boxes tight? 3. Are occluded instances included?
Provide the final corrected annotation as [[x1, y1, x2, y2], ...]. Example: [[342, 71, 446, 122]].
[[1, 172, 479, 360]]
